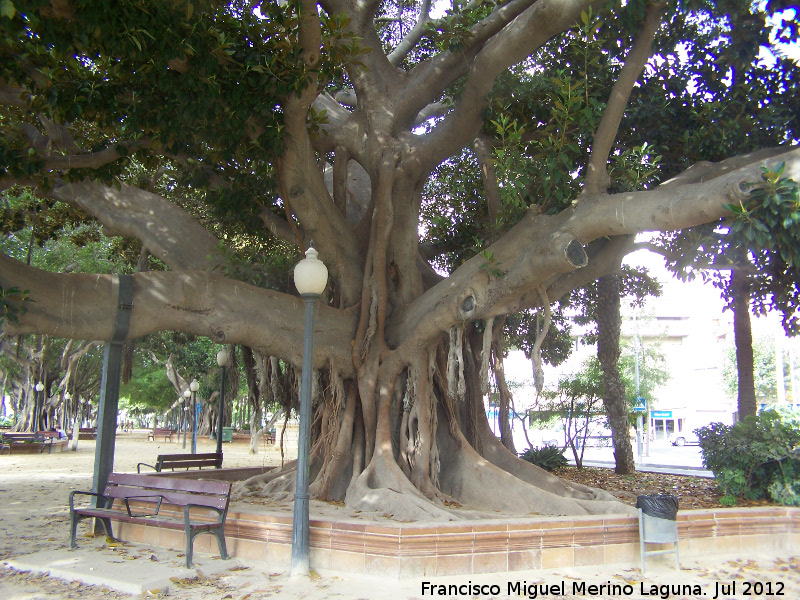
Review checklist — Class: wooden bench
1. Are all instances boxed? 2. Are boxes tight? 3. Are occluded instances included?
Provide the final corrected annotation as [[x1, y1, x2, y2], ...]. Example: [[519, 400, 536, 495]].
[[137, 452, 223, 473], [68, 427, 97, 440], [69, 472, 231, 568], [0, 432, 56, 454], [40, 430, 70, 452], [147, 427, 176, 442]]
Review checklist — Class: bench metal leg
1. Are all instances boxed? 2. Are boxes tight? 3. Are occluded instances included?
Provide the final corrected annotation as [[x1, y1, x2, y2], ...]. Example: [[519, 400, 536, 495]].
[[185, 527, 229, 569], [70, 514, 113, 548], [185, 530, 194, 568], [214, 528, 230, 561]]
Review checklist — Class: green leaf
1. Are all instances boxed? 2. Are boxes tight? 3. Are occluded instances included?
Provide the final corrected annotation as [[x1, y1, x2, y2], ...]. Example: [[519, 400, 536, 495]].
[[0, 0, 14, 19]]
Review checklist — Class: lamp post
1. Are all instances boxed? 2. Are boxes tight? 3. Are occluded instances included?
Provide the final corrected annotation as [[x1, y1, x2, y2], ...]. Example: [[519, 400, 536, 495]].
[[183, 389, 190, 449], [291, 242, 328, 577], [64, 391, 71, 433], [216, 348, 230, 456], [34, 382, 44, 432], [190, 379, 199, 453]]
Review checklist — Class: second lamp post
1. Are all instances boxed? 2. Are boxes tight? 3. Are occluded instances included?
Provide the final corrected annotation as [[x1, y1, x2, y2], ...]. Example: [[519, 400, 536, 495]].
[[290, 243, 327, 577], [190, 379, 199, 453], [216, 348, 230, 455]]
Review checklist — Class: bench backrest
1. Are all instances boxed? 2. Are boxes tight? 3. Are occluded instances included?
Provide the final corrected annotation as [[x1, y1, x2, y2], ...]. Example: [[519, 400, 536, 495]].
[[104, 473, 231, 511], [152, 428, 174, 433], [156, 452, 223, 470], [1, 433, 45, 442]]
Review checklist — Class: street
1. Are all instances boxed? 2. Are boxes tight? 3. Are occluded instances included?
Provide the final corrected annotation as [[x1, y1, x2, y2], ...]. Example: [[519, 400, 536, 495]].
[[564, 440, 712, 476]]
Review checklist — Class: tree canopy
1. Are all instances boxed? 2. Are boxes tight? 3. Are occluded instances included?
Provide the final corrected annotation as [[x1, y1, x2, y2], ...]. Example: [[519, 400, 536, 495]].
[[1, 0, 799, 519]]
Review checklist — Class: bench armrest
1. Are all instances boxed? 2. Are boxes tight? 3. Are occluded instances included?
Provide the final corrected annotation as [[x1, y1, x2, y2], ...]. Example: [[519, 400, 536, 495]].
[[137, 462, 158, 473], [183, 503, 226, 526], [124, 495, 163, 517], [69, 490, 111, 511]]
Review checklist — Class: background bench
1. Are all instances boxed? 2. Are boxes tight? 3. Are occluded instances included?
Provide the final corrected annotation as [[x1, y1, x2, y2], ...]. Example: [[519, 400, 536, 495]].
[[137, 452, 223, 473], [1, 432, 68, 454], [147, 427, 176, 442], [68, 427, 97, 440], [69, 472, 231, 568]]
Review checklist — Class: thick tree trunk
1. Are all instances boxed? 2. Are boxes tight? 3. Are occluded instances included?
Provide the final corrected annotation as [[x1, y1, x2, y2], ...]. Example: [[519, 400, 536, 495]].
[[596, 274, 636, 474], [731, 268, 757, 419]]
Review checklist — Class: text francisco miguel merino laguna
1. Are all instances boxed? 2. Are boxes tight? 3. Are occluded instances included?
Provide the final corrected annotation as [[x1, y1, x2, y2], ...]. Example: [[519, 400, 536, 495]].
[[421, 578, 785, 598]]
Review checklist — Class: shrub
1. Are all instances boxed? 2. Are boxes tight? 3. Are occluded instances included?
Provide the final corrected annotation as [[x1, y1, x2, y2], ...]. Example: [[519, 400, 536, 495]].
[[697, 409, 800, 505], [519, 445, 568, 471]]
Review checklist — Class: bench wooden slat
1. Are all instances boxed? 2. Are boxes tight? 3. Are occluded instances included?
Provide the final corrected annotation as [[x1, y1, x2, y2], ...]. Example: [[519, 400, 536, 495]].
[[105, 487, 228, 511], [70, 473, 232, 568], [108, 472, 228, 494]]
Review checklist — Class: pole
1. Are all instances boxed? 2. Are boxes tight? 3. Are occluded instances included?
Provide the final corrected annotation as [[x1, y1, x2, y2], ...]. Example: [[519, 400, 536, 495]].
[[216, 366, 225, 456], [33, 387, 40, 432], [191, 391, 197, 454], [291, 293, 318, 577], [183, 402, 188, 449], [636, 413, 643, 461], [92, 273, 132, 512], [634, 315, 642, 462]]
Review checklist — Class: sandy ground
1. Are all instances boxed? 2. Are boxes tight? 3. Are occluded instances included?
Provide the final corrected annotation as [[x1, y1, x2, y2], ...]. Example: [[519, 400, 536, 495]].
[[1, 430, 799, 599]]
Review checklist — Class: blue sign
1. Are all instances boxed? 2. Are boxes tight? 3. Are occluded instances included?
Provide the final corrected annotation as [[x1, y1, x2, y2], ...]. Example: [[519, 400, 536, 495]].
[[651, 410, 673, 419], [633, 397, 646, 412]]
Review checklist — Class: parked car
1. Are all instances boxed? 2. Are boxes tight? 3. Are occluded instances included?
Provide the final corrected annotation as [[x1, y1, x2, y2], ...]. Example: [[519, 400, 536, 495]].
[[669, 430, 700, 446]]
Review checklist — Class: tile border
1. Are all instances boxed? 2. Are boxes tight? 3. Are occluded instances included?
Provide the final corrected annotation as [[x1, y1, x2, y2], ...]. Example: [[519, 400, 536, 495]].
[[111, 505, 798, 578]]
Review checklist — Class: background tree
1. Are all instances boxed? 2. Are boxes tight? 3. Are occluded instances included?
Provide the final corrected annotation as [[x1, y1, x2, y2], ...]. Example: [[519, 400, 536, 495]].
[[540, 359, 605, 469], [1, 0, 798, 519], [722, 333, 792, 403], [645, 166, 800, 419]]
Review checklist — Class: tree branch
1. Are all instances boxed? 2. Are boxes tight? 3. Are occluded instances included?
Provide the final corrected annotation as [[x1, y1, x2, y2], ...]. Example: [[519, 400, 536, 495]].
[[41, 139, 153, 171], [387, 0, 433, 66], [389, 144, 799, 351], [0, 254, 359, 377], [413, 0, 591, 171], [50, 181, 221, 271], [583, 1, 665, 195], [472, 134, 502, 232], [570, 145, 800, 241], [0, 81, 28, 108], [258, 204, 300, 245], [279, 1, 364, 304]]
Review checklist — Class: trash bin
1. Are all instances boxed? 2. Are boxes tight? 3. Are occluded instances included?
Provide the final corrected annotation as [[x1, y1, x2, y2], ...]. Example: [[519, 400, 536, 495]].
[[636, 494, 680, 573], [211, 427, 234, 442]]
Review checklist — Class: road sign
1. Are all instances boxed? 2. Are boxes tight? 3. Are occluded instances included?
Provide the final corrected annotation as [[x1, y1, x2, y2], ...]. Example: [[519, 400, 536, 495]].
[[633, 397, 646, 412]]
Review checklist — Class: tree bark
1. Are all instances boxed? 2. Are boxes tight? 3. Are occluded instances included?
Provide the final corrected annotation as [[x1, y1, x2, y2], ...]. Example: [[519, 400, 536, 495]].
[[491, 337, 517, 454], [596, 274, 636, 474], [731, 268, 757, 419]]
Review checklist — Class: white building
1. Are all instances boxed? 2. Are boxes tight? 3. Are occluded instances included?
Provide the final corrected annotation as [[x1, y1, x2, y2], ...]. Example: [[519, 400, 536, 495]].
[[494, 248, 797, 448]]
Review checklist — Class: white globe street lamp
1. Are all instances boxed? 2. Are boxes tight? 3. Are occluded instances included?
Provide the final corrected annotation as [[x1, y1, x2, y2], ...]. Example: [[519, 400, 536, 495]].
[[34, 381, 44, 432], [216, 348, 231, 455], [183, 389, 191, 448], [190, 379, 200, 453], [291, 242, 328, 577]]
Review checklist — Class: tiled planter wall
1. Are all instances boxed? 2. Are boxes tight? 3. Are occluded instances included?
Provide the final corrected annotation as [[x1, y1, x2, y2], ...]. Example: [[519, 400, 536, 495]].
[[113, 505, 799, 578]]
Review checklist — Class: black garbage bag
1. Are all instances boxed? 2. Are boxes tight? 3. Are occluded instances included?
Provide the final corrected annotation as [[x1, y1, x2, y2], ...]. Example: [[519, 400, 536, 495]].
[[636, 494, 679, 520]]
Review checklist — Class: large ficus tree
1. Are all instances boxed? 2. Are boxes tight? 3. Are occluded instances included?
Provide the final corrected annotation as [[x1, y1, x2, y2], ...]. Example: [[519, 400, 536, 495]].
[[1, 0, 798, 518]]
